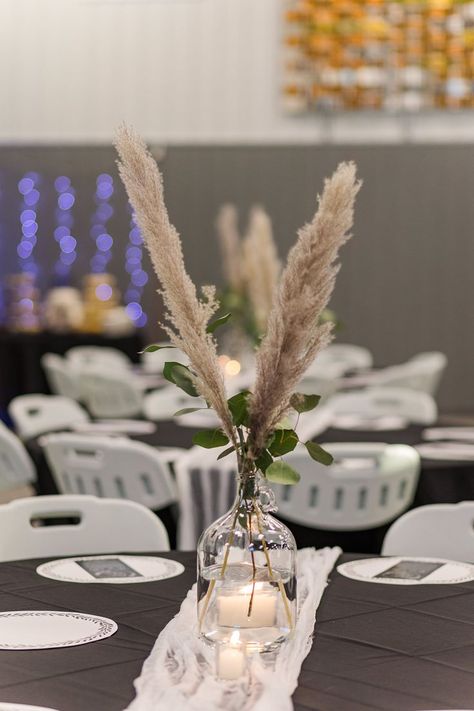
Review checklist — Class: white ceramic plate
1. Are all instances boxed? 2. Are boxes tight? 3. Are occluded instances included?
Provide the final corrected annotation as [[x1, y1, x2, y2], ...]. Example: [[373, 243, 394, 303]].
[[416, 442, 474, 461], [175, 410, 220, 428], [423, 427, 474, 443], [72, 420, 156, 435], [338, 556, 474, 585], [0, 705, 60, 711], [332, 414, 409, 431], [0, 611, 117, 650], [37, 555, 185, 584]]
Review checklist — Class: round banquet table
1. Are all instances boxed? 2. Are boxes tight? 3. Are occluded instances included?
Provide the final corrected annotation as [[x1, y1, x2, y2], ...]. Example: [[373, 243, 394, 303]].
[[0, 551, 472, 711], [25, 419, 474, 553], [0, 329, 143, 419]]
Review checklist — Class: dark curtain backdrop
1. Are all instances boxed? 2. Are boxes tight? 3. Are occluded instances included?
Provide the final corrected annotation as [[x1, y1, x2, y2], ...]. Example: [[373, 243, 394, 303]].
[[0, 144, 472, 413]]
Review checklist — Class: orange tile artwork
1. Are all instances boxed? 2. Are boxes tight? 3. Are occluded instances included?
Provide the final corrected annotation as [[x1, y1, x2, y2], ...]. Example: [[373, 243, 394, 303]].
[[283, 0, 474, 111]]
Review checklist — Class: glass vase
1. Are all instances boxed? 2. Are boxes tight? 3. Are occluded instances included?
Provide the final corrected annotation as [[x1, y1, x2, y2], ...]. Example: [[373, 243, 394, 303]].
[[197, 470, 297, 653]]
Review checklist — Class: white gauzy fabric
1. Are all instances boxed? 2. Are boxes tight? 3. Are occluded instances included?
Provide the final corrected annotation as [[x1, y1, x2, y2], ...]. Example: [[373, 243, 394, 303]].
[[125, 547, 341, 711]]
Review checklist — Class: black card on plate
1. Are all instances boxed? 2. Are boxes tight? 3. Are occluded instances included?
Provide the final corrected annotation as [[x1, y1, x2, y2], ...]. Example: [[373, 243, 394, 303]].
[[375, 560, 444, 581], [76, 558, 142, 579]]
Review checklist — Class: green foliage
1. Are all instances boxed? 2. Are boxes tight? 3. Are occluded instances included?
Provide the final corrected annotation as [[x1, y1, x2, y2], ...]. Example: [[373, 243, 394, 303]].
[[255, 448, 273, 473], [206, 312, 232, 334], [290, 393, 321, 414], [217, 445, 236, 461], [266, 460, 301, 485], [140, 343, 176, 354], [192, 429, 230, 448], [173, 407, 207, 417], [227, 391, 250, 427], [304, 441, 334, 466], [163, 362, 199, 397], [268, 429, 299, 456]]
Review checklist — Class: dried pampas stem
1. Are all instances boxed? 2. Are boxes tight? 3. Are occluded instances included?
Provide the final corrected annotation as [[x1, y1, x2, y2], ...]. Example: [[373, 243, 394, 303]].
[[216, 204, 243, 293], [242, 206, 281, 334], [114, 125, 235, 443], [248, 162, 361, 454]]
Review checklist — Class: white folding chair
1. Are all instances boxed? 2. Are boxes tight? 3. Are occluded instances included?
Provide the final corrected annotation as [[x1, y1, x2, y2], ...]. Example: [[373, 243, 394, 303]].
[[79, 368, 143, 418], [66, 345, 132, 371], [327, 387, 437, 425], [0, 495, 169, 561], [372, 352, 447, 396], [42, 433, 176, 512], [297, 361, 345, 402], [174, 446, 237, 550], [143, 386, 206, 421], [140, 343, 187, 374], [274, 443, 420, 531], [0, 422, 36, 494], [382, 502, 474, 562], [41, 353, 82, 400], [315, 344, 373, 372], [9, 394, 89, 440]]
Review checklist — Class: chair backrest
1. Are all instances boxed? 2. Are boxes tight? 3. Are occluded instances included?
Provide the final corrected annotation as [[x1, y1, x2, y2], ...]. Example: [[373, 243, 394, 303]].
[[297, 362, 345, 403], [66, 345, 131, 371], [274, 443, 420, 530], [0, 495, 169, 561], [0, 423, 36, 493], [143, 386, 205, 422], [316, 344, 373, 372], [79, 368, 143, 418], [42, 433, 176, 511], [327, 386, 437, 425], [373, 352, 447, 396], [174, 446, 237, 549], [140, 343, 187, 374], [41, 353, 82, 400], [382, 502, 474, 562], [9, 394, 89, 440]]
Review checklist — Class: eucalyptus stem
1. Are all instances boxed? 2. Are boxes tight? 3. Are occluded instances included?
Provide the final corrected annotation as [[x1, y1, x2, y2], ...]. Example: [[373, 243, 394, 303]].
[[198, 501, 240, 631], [254, 502, 294, 631]]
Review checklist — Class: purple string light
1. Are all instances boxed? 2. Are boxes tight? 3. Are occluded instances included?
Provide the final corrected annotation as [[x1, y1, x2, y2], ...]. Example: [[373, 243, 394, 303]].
[[123, 205, 148, 328], [90, 173, 115, 277], [17, 172, 41, 276], [54, 175, 77, 279]]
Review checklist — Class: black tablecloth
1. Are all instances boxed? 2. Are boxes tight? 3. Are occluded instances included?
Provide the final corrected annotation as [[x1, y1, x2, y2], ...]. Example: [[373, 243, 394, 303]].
[[0, 551, 472, 710], [26, 420, 474, 553], [0, 330, 143, 417]]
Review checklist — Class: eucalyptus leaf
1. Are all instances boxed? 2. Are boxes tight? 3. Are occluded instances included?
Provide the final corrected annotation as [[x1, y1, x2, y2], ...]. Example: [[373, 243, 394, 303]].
[[163, 362, 199, 397], [206, 312, 232, 334], [290, 393, 321, 414], [266, 461, 301, 485], [255, 448, 273, 473], [140, 343, 176, 354], [192, 429, 230, 449], [217, 445, 236, 461], [305, 441, 334, 466], [268, 429, 299, 457], [227, 390, 250, 427], [173, 407, 207, 417]]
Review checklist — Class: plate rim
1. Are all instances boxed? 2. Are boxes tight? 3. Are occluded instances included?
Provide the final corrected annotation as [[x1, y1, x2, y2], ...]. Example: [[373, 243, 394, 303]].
[[337, 555, 474, 585], [36, 554, 185, 584], [0, 609, 117, 650]]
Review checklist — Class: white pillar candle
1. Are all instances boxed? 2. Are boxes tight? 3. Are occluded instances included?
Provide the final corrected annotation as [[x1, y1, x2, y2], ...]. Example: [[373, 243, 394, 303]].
[[216, 631, 246, 680], [217, 583, 277, 628]]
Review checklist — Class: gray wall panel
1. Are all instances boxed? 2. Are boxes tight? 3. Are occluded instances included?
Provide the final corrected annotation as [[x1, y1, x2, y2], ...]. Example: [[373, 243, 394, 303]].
[[0, 145, 472, 412]]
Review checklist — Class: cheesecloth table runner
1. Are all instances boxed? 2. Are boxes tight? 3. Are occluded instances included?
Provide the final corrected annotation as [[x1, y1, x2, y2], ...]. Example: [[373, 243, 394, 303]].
[[125, 547, 341, 711]]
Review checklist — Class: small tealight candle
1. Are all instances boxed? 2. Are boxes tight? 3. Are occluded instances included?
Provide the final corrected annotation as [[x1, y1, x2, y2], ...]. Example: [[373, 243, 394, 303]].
[[216, 631, 246, 680], [217, 583, 277, 628]]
